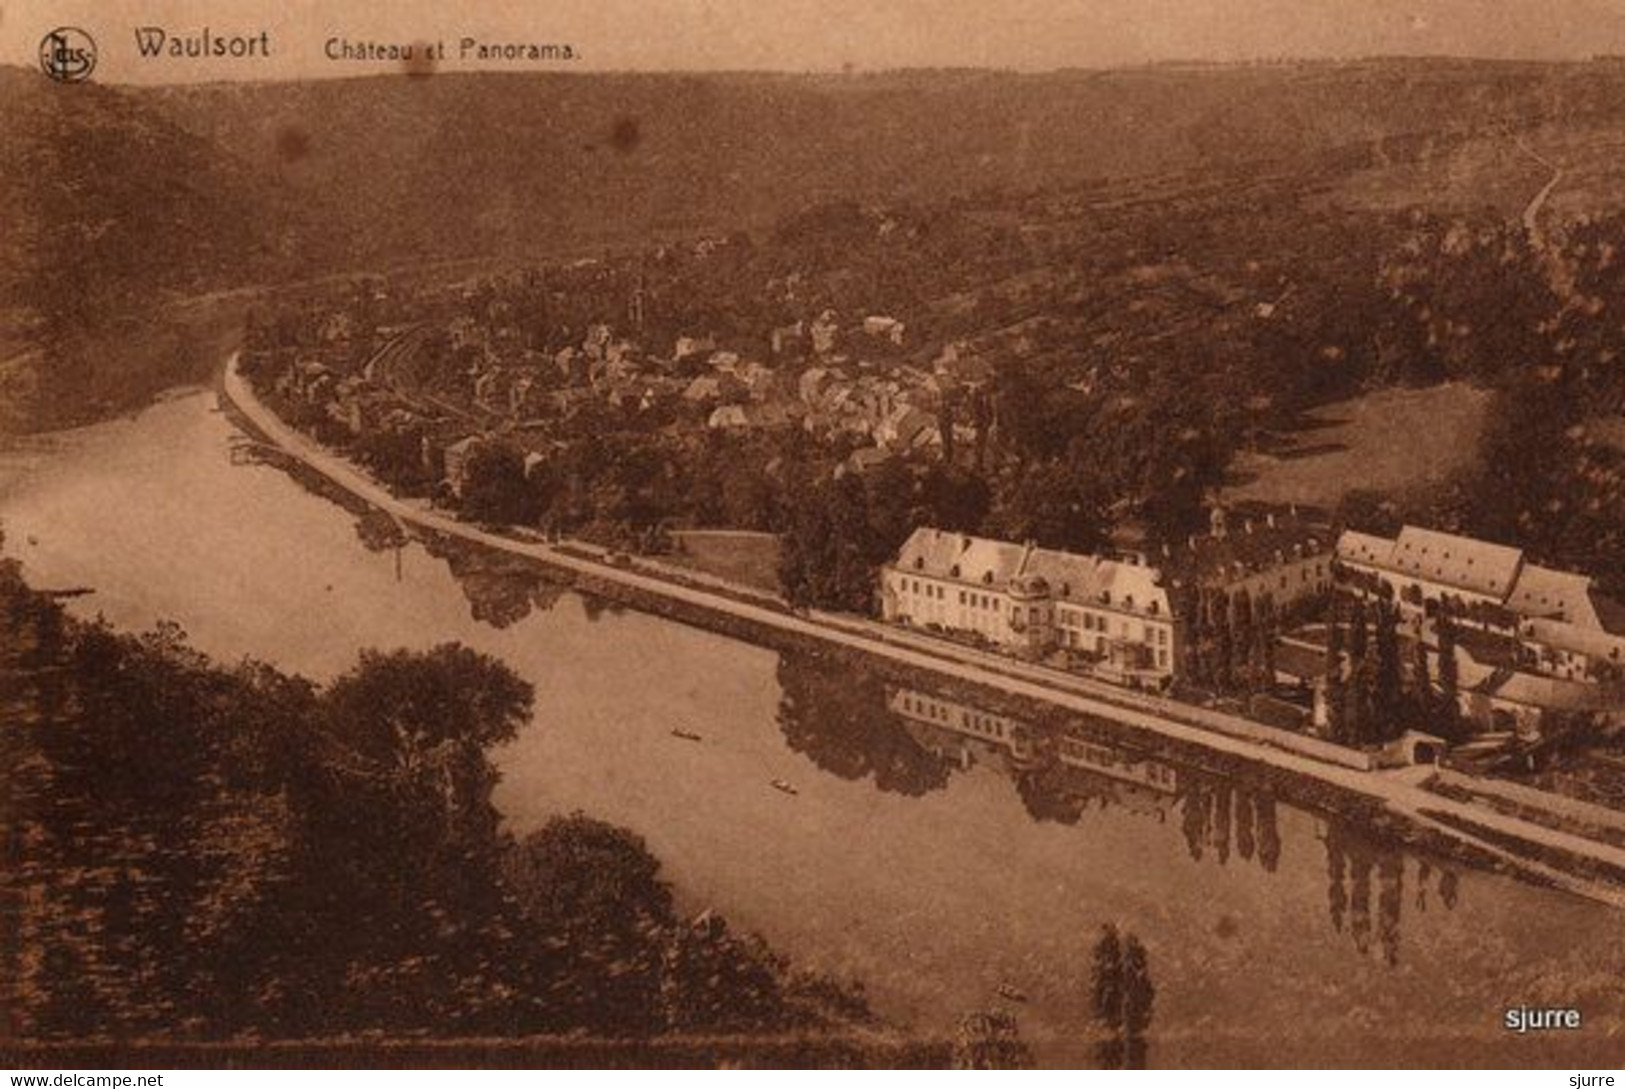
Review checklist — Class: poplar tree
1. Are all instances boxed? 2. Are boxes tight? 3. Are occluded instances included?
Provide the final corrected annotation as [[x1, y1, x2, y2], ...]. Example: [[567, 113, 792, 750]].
[[1210, 589, 1234, 691], [1410, 636, 1433, 723], [1435, 612, 1461, 736], [1324, 611, 1347, 742], [1348, 599, 1369, 663], [1373, 601, 1403, 742], [1090, 924, 1124, 1029], [1090, 925, 1156, 1069]]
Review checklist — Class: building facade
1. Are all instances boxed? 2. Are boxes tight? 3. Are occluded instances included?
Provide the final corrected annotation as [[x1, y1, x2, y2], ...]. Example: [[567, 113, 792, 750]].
[[1335, 524, 1625, 723], [879, 527, 1178, 687]]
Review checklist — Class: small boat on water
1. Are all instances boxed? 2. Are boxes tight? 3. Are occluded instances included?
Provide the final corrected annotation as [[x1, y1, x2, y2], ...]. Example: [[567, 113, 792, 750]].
[[670, 728, 703, 742], [996, 984, 1028, 1003], [770, 778, 798, 796]]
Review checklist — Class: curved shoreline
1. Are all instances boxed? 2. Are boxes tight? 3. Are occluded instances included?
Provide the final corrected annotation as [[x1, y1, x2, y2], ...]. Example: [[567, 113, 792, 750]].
[[219, 353, 1625, 905]]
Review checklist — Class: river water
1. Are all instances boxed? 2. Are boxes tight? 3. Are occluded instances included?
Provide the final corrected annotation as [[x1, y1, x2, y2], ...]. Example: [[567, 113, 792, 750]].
[[1, 389, 1620, 1068]]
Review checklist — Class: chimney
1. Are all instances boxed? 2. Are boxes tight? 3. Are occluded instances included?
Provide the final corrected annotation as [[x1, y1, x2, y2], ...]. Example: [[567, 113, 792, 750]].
[[1267, 512, 1277, 529], [1245, 518, 1255, 535]]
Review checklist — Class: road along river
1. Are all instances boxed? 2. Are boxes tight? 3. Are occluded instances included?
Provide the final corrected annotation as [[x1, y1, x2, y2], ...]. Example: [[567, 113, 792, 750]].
[[0, 380, 1621, 1067], [219, 355, 1625, 902]]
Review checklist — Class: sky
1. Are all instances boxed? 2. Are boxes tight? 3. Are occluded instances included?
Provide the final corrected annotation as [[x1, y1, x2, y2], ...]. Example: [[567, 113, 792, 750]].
[[6, 0, 1625, 83]]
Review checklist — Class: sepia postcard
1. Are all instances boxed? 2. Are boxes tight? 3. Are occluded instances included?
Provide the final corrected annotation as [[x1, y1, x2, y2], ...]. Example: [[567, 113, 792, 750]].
[[3, 0, 1625, 1074]]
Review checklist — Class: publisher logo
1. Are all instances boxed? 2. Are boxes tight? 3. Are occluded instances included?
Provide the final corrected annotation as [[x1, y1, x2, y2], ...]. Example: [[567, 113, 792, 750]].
[[40, 27, 97, 83]]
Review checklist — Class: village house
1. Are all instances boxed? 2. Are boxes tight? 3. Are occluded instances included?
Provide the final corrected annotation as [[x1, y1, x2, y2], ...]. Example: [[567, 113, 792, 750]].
[[862, 315, 906, 346], [771, 321, 808, 358], [880, 527, 1179, 688], [673, 334, 717, 363], [810, 309, 840, 356], [442, 435, 484, 498], [874, 403, 938, 454]]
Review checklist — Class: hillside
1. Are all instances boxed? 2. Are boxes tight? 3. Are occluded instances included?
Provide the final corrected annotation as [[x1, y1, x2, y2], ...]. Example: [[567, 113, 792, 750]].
[[12, 58, 1625, 432], [0, 66, 307, 430], [140, 60, 1625, 264]]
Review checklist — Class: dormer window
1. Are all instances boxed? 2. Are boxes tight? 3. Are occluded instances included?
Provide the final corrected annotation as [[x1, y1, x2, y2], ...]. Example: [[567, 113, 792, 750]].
[[914, 556, 924, 570], [951, 564, 961, 578]]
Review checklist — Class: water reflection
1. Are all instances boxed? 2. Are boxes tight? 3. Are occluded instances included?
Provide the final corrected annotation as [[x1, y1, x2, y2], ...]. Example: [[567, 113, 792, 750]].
[[1321, 820, 1458, 967], [772, 650, 1461, 968], [413, 528, 569, 629], [775, 655, 952, 797]]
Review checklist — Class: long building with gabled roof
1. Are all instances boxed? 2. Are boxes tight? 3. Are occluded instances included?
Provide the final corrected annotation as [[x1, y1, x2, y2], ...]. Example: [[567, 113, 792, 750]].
[[1335, 524, 1625, 720], [879, 527, 1178, 687]]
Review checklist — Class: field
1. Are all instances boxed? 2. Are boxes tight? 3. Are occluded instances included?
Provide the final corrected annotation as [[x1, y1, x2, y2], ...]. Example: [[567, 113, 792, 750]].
[[667, 530, 782, 595], [1223, 382, 1491, 510], [1333, 121, 1625, 222]]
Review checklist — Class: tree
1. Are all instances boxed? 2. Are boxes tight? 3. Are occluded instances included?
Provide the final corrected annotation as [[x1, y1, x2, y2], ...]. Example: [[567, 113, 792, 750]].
[[505, 814, 675, 1032], [1410, 635, 1433, 723], [1121, 934, 1156, 1067], [507, 814, 674, 931], [324, 643, 533, 836], [1348, 635, 1380, 747], [461, 444, 540, 526], [777, 472, 890, 613], [1254, 593, 1279, 689], [1208, 589, 1234, 690], [1435, 612, 1462, 737], [1091, 924, 1125, 1027], [1231, 589, 1255, 690], [1091, 924, 1155, 1069], [1319, 611, 1345, 747], [1373, 601, 1404, 742], [951, 1010, 1033, 1070], [1347, 599, 1369, 664]]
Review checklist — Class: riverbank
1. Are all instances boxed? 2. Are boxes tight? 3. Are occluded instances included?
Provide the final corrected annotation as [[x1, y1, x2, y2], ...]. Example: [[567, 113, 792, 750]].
[[219, 354, 1625, 906]]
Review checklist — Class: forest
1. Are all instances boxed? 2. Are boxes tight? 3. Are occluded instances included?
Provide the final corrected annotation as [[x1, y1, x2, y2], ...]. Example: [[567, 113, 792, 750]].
[[0, 536, 878, 1049]]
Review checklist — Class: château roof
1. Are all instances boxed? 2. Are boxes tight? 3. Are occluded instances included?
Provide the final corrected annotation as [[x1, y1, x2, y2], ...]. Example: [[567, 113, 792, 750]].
[[1388, 526, 1523, 598], [1339, 524, 1624, 639], [1335, 530, 1394, 568], [890, 527, 1171, 616], [893, 527, 1026, 586], [1505, 563, 1598, 625], [1168, 510, 1327, 587]]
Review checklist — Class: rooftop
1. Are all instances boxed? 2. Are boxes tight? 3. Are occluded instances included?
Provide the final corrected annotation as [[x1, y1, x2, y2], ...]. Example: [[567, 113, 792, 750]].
[[1389, 525, 1524, 599], [891, 527, 1171, 615]]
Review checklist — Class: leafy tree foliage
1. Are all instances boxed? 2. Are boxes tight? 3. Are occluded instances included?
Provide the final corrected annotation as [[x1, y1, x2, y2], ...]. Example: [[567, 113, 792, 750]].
[[0, 563, 871, 1043], [1090, 924, 1155, 1069]]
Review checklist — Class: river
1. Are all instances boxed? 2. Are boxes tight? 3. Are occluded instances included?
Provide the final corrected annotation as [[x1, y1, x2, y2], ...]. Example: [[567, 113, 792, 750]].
[[1, 388, 1620, 1068]]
